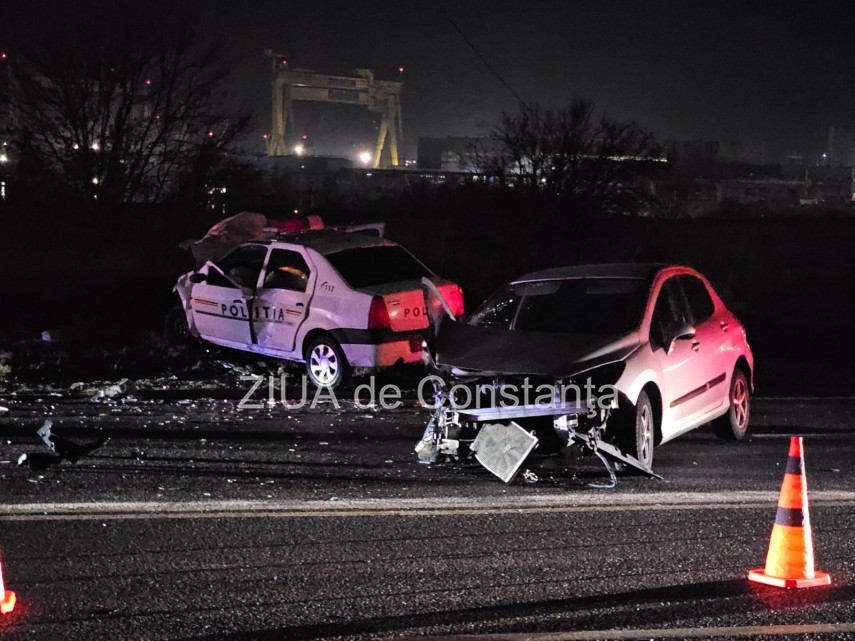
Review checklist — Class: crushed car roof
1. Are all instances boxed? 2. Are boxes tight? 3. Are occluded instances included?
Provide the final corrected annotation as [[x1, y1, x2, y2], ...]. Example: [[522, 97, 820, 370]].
[[512, 263, 668, 283], [267, 230, 395, 255]]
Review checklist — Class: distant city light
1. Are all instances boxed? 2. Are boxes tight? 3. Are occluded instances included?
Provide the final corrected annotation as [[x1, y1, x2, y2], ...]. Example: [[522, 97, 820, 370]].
[[0, 53, 7, 60], [398, 66, 405, 73], [282, 59, 288, 65], [91, 141, 100, 151], [358, 150, 373, 165], [294, 143, 305, 156], [262, 133, 269, 140], [0, 153, 8, 164], [301, 133, 308, 140], [72, 143, 79, 150], [91, 177, 99, 185], [154, 114, 160, 120], [207, 131, 214, 138], [145, 79, 152, 86]]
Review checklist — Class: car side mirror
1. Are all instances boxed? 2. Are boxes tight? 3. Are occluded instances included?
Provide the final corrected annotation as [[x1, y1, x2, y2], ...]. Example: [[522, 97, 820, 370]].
[[668, 323, 696, 353], [189, 272, 206, 284]]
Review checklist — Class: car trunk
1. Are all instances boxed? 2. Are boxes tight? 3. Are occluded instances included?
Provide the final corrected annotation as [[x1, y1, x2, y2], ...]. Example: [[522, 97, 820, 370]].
[[360, 279, 456, 332]]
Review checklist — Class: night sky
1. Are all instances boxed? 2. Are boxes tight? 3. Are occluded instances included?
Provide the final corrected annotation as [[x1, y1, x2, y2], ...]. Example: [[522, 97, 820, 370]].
[[6, 1, 855, 160]]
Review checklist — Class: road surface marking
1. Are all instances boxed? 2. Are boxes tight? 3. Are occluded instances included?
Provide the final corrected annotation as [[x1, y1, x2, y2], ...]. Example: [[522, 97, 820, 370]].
[[424, 622, 855, 640], [2, 490, 855, 521]]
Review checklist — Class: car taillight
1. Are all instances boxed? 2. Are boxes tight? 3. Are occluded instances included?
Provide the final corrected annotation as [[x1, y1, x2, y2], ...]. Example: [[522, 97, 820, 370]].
[[444, 285, 465, 318], [368, 296, 391, 330]]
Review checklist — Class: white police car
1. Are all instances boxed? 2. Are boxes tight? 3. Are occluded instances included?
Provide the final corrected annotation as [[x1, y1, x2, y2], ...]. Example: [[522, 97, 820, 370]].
[[170, 229, 464, 388]]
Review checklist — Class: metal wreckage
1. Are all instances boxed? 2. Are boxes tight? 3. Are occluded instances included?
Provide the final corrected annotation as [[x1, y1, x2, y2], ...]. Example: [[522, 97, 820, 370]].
[[417, 279, 661, 489]]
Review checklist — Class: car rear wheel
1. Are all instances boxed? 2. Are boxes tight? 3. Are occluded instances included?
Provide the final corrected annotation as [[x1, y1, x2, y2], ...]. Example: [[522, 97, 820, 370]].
[[713, 369, 750, 440], [305, 335, 348, 389], [619, 390, 655, 469]]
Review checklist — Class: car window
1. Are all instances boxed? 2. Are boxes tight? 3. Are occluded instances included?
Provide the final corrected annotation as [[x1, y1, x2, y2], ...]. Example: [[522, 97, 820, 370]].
[[208, 244, 267, 289], [511, 278, 646, 335], [264, 249, 311, 293], [325, 245, 431, 289], [651, 278, 692, 349], [679, 275, 715, 324], [468, 287, 521, 330]]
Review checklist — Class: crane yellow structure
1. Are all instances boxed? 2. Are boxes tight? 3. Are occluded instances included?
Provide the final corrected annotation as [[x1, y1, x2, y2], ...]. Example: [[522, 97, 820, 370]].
[[265, 52, 403, 168]]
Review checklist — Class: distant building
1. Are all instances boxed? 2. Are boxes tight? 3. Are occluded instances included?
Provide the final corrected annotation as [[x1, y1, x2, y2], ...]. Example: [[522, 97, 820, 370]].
[[826, 126, 855, 168], [417, 137, 496, 171], [670, 139, 766, 172]]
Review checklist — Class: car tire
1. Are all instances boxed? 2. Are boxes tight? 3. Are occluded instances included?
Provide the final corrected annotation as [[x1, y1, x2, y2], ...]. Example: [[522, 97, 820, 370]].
[[304, 335, 349, 389], [713, 369, 750, 441], [619, 390, 656, 469], [164, 305, 194, 345]]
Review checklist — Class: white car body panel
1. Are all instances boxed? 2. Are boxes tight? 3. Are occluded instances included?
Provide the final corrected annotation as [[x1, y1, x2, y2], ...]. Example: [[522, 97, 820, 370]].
[[614, 265, 753, 443]]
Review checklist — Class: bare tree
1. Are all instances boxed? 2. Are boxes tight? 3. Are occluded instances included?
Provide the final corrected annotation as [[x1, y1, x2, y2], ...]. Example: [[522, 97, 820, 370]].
[[7, 16, 251, 204], [479, 100, 665, 215]]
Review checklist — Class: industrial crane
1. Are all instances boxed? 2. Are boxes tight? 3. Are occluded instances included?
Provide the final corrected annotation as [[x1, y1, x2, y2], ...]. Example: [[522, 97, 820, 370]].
[[265, 51, 403, 168]]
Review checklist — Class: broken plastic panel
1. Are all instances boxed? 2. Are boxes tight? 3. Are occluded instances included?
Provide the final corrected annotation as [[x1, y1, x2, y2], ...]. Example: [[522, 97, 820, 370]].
[[471, 421, 539, 484]]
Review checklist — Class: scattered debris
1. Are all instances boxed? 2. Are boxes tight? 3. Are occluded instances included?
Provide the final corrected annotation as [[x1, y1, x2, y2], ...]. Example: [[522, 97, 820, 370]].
[[521, 469, 539, 483], [90, 378, 135, 401], [17, 452, 62, 472], [17, 419, 110, 471]]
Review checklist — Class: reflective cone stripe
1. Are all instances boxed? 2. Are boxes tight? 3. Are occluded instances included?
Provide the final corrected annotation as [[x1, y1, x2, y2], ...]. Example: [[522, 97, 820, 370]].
[[748, 436, 831, 589], [0, 549, 15, 614]]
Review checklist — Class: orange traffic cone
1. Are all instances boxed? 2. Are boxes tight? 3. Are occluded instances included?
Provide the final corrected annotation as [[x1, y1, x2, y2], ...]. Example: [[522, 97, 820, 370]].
[[0, 549, 15, 614], [748, 436, 831, 589]]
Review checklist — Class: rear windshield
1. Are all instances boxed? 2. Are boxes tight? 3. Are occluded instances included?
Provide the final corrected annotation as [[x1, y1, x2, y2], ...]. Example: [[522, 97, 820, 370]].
[[325, 245, 431, 289]]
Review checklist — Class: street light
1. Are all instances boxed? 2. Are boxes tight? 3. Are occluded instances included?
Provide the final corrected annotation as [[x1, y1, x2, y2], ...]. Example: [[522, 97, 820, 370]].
[[358, 150, 372, 166], [294, 144, 305, 156]]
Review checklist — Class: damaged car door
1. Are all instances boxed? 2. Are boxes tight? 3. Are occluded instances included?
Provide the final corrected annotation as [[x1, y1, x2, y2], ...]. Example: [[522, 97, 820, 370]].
[[190, 244, 266, 349], [252, 248, 316, 355]]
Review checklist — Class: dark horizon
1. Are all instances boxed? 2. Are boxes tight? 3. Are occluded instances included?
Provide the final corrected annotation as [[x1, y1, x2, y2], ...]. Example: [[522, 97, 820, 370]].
[[5, 0, 855, 161]]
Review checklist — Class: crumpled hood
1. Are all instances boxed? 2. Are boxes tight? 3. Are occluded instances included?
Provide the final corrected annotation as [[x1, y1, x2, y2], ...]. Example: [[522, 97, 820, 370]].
[[434, 319, 641, 378]]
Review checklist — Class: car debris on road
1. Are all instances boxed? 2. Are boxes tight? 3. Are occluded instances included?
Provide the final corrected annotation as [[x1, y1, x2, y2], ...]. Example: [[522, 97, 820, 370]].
[[17, 419, 109, 471]]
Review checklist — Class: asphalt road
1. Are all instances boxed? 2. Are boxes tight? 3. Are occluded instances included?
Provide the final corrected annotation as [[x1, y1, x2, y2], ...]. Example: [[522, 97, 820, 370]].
[[0, 384, 853, 640]]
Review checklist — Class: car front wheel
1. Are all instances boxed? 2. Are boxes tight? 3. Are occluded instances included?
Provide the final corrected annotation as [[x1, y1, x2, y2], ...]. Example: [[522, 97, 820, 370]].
[[713, 369, 750, 440], [619, 390, 656, 469], [164, 305, 194, 345], [304, 336, 348, 389]]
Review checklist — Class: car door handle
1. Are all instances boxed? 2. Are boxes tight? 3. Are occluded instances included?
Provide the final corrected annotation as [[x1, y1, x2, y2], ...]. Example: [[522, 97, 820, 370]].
[[295, 302, 304, 307], [691, 341, 701, 351], [720, 322, 729, 332]]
